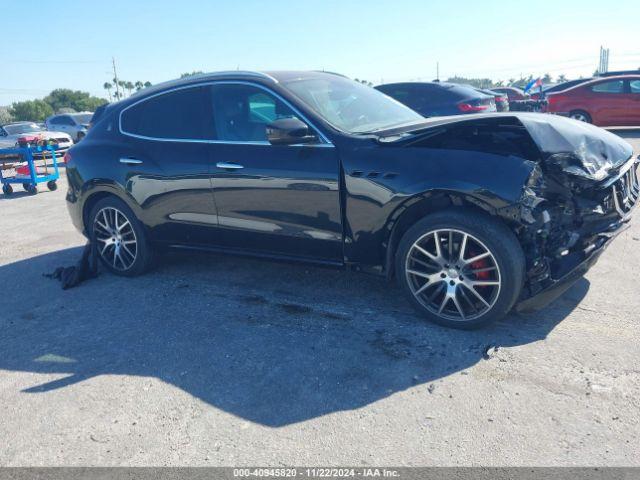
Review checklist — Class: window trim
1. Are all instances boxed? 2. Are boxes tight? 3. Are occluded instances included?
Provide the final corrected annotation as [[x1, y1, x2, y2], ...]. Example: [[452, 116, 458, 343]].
[[119, 80, 334, 147]]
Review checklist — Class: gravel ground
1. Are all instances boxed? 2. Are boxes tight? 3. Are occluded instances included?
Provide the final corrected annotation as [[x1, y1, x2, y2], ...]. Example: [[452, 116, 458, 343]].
[[0, 131, 639, 466]]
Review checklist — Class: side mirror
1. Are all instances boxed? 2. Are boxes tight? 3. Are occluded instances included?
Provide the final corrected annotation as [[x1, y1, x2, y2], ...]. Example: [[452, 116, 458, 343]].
[[266, 117, 317, 145]]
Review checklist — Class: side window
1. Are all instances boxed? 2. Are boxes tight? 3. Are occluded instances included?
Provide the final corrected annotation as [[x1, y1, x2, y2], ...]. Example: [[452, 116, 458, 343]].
[[48, 116, 60, 125], [248, 92, 277, 123], [210, 84, 296, 142], [121, 86, 213, 139], [60, 116, 75, 126], [630, 80, 640, 94], [591, 80, 623, 93]]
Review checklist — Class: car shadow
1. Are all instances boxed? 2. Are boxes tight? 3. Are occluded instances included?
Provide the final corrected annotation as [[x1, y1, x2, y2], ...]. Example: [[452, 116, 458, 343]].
[[0, 247, 589, 427]]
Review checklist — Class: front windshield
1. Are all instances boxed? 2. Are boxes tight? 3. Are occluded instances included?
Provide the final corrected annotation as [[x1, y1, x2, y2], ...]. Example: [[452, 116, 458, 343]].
[[282, 75, 424, 134], [4, 123, 43, 135], [71, 113, 93, 124]]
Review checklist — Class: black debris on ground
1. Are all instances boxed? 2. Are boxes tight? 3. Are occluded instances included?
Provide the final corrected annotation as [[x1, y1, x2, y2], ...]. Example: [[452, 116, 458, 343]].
[[43, 242, 98, 289]]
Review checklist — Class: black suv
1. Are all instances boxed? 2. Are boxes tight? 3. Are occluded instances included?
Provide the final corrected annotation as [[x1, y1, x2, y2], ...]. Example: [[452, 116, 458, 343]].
[[65, 71, 638, 328]]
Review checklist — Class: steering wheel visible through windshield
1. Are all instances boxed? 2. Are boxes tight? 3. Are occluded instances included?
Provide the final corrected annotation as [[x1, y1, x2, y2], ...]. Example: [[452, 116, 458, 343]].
[[282, 75, 425, 134]]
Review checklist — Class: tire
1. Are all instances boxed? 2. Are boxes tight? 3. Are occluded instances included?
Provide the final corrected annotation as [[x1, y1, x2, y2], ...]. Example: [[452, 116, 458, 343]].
[[88, 196, 154, 276], [395, 209, 525, 329], [47, 180, 57, 191], [2, 184, 13, 195], [569, 110, 591, 123], [76, 132, 85, 142], [26, 184, 37, 194]]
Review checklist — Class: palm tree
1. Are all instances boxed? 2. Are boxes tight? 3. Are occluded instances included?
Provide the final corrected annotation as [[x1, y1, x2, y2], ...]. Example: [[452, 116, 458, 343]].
[[103, 82, 113, 101], [143, 81, 152, 88], [116, 80, 127, 97], [134, 81, 144, 91], [556, 74, 567, 83]]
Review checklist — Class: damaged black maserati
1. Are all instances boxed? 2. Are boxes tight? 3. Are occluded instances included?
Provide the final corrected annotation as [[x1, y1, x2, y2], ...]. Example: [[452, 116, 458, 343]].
[[64, 71, 639, 328]]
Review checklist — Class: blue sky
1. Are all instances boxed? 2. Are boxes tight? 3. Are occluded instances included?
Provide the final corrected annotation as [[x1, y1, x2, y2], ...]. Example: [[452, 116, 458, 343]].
[[1, 0, 639, 104]]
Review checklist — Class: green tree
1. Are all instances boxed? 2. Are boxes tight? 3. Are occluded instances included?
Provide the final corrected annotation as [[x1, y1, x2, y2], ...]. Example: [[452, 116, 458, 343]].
[[103, 82, 113, 101], [180, 71, 204, 78], [355, 78, 373, 87], [556, 74, 567, 83], [43, 89, 107, 113], [0, 106, 12, 124], [143, 81, 152, 88], [134, 81, 144, 91], [445, 76, 494, 88], [10, 99, 54, 122]]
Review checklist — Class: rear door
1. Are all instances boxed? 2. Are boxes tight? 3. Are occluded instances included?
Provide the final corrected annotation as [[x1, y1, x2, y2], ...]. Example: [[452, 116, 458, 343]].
[[589, 79, 627, 125], [207, 82, 343, 262], [119, 85, 219, 246], [627, 79, 640, 125]]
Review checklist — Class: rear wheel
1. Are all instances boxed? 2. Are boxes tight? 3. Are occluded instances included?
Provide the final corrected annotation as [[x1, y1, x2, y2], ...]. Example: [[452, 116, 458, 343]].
[[89, 196, 154, 276], [569, 110, 591, 123], [396, 209, 525, 329], [2, 184, 13, 195]]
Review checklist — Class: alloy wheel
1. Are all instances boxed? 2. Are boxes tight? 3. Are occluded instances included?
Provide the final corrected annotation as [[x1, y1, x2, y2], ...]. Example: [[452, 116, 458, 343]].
[[405, 229, 501, 321], [93, 207, 138, 271]]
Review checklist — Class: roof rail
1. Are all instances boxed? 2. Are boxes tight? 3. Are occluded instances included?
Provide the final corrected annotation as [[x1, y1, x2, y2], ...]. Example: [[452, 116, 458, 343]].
[[186, 71, 278, 83]]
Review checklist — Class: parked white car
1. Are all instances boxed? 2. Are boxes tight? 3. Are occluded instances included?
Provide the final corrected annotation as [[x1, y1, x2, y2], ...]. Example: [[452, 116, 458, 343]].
[[45, 112, 93, 142], [0, 122, 74, 154]]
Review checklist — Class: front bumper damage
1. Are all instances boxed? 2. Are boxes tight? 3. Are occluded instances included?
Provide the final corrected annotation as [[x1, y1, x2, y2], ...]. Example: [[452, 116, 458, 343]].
[[515, 156, 639, 311]]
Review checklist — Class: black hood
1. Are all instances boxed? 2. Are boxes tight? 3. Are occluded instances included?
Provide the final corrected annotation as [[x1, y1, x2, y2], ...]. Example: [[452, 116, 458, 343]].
[[517, 113, 633, 181], [380, 112, 634, 182]]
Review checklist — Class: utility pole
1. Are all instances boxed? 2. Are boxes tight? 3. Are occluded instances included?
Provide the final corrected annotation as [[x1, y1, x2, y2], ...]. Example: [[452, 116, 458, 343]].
[[112, 57, 121, 99], [598, 46, 610, 74]]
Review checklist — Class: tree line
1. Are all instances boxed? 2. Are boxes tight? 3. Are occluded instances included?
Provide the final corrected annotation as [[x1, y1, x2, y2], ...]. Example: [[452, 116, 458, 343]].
[[444, 73, 573, 89], [7, 89, 109, 123]]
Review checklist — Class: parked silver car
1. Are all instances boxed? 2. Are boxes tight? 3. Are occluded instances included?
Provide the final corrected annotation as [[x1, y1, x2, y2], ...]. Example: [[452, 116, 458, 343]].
[[0, 122, 73, 154], [45, 112, 93, 142]]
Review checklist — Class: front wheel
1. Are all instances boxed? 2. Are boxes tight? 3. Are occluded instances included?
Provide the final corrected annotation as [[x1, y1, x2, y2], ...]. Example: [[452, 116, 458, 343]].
[[89, 196, 154, 276], [396, 209, 525, 329]]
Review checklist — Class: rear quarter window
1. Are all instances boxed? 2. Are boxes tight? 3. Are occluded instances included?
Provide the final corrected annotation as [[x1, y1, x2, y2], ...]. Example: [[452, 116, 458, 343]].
[[120, 86, 213, 140], [591, 80, 624, 93]]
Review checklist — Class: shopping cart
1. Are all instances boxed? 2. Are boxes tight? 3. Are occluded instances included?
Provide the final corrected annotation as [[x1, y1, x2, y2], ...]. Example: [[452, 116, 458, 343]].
[[0, 141, 61, 195]]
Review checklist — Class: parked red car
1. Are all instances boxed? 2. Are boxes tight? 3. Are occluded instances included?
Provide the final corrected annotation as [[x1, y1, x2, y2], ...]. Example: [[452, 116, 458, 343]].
[[545, 75, 640, 126]]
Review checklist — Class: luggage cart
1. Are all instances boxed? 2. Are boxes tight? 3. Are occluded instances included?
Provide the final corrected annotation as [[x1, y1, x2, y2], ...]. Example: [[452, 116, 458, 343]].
[[0, 144, 61, 195]]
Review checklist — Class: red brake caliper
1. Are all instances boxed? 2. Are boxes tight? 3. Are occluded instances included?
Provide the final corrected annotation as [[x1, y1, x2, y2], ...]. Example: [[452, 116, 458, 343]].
[[469, 249, 490, 281]]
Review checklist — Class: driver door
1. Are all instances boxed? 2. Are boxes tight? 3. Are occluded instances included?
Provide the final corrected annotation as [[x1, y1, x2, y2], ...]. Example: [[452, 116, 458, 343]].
[[206, 83, 343, 262]]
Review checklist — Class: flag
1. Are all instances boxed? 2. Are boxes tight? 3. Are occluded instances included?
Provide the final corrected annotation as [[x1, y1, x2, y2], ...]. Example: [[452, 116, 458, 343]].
[[524, 77, 543, 93]]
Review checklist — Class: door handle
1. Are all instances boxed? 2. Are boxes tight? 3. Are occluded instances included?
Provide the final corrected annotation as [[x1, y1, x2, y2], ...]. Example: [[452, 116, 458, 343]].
[[216, 162, 244, 170], [119, 157, 143, 165]]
